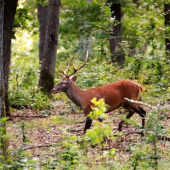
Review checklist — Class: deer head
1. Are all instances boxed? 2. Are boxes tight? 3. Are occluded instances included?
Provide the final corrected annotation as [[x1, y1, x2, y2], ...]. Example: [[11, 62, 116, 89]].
[[51, 52, 88, 94]]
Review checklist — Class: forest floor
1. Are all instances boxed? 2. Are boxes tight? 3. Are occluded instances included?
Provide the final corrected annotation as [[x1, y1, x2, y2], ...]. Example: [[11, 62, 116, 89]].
[[6, 100, 170, 168]]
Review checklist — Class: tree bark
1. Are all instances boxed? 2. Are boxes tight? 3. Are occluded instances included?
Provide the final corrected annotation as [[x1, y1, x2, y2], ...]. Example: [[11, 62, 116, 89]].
[[38, 0, 61, 94], [3, 0, 18, 116], [109, 3, 125, 67], [37, 2, 48, 62], [0, 0, 9, 163], [164, 4, 170, 55]]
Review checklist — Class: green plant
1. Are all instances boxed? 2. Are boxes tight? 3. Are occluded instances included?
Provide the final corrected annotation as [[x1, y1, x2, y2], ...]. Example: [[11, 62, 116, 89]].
[[0, 117, 8, 166], [127, 108, 170, 170], [42, 135, 83, 170], [9, 67, 51, 110]]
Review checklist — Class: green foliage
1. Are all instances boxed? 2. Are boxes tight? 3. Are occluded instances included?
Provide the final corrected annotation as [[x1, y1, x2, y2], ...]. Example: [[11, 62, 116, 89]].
[[122, 0, 170, 59], [84, 121, 114, 146], [126, 109, 169, 170], [84, 98, 116, 148], [60, 0, 112, 39], [9, 30, 51, 110], [9, 65, 51, 110], [128, 144, 152, 169], [0, 118, 7, 165], [60, 136, 80, 169], [13, 0, 39, 37], [36, 0, 48, 6], [42, 135, 83, 170], [88, 98, 108, 119]]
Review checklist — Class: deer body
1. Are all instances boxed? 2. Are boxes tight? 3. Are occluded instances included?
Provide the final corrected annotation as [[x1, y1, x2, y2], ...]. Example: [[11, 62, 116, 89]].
[[66, 79, 141, 113], [51, 52, 146, 133]]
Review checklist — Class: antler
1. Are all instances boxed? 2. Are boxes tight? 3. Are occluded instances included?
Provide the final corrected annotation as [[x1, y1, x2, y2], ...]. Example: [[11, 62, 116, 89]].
[[59, 55, 74, 77], [66, 51, 88, 77], [56, 51, 88, 78], [56, 69, 64, 77]]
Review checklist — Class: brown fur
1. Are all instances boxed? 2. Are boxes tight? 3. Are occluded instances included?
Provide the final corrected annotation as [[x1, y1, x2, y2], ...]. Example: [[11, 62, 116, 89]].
[[51, 78, 146, 133]]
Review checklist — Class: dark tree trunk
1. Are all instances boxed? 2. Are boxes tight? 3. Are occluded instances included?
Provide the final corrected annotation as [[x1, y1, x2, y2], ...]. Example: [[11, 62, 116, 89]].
[[164, 4, 170, 55], [0, 0, 9, 162], [3, 0, 18, 116], [109, 3, 125, 67], [37, 3, 48, 62], [133, 0, 139, 7], [38, 0, 61, 94]]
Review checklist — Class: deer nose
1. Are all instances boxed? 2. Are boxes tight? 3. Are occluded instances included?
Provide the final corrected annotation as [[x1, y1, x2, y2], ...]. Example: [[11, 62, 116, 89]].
[[51, 88, 55, 93]]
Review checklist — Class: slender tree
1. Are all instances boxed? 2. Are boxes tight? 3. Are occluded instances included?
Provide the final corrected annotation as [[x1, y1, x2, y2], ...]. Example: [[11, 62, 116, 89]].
[[3, 0, 18, 116], [164, 4, 170, 55], [38, 0, 61, 94], [128, 0, 140, 56], [108, 2, 125, 67], [37, 1, 48, 62], [0, 0, 9, 162], [78, 0, 93, 57]]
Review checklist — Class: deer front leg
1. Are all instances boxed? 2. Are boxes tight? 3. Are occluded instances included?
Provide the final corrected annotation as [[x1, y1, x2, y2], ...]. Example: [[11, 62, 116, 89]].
[[84, 117, 92, 134], [118, 108, 134, 131]]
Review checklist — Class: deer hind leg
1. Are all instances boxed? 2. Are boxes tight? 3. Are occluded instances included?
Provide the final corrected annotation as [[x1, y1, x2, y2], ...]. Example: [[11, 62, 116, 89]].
[[118, 108, 135, 131], [84, 117, 93, 134], [126, 102, 146, 129], [139, 106, 146, 128]]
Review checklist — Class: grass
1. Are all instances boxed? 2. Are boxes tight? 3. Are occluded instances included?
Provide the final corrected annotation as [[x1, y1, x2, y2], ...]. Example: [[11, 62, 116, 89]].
[[6, 94, 170, 169]]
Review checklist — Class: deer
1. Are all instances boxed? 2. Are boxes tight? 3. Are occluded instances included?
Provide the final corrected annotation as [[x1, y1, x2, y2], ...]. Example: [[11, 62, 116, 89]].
[[51, 52, 146, 134]]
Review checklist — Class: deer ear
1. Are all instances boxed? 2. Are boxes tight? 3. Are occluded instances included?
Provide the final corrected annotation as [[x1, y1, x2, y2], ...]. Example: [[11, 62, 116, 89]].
[[71, 76, 77, 82]]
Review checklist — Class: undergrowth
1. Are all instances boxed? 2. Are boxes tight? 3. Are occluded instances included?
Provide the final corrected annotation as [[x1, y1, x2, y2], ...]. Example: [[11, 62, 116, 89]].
[[5, 27, 170, 169], [3, 95, 170, 169]]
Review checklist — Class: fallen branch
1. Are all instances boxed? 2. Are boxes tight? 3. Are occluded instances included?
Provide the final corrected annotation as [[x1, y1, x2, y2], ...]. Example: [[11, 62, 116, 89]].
[[157, 135, 170, 141], [7, 115, 50, 121], [125, 131, 143, 136], [75, 120, 85, 124], [22, 143, 57, 151], [124, 131, 170, 141]]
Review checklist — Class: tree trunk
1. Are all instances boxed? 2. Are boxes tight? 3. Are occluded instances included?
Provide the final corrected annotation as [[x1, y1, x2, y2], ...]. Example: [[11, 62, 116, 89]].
[[3, 0, 18, 116], [133, 0, 139, 7], [37, 3, 48, 62], [38, 0, 61, 94], [0, 0, 9, 163], [164, 4, 170, 56], [78, 0, 93, 58], [78, 36, 92, 58], [109, 3, 125, 67]]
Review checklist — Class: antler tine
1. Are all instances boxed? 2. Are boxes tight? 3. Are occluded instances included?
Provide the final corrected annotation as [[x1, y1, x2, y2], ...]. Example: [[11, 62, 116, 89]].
[[67, 51, 89, 77], [59, 66, 67, 77], [56, 55, 75, 77], [56, 69, 64, 77], [63, 55, 75, 74]]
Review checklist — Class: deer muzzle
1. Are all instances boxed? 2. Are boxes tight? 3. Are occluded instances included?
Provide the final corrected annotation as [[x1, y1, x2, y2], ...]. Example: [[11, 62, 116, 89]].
[[51, 88, 58, 94]]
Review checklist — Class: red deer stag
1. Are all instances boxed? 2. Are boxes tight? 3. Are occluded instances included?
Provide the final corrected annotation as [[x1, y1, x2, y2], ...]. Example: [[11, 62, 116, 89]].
[[51, 52, 146, 133]]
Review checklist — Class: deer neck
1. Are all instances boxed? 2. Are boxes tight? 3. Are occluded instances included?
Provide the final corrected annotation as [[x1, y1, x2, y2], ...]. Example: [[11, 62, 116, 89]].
[[66, 83, 85, 108]]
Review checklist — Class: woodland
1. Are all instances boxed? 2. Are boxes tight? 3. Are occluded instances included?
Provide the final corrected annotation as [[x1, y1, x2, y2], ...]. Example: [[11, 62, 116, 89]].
[[1, 0, 170, 169]]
